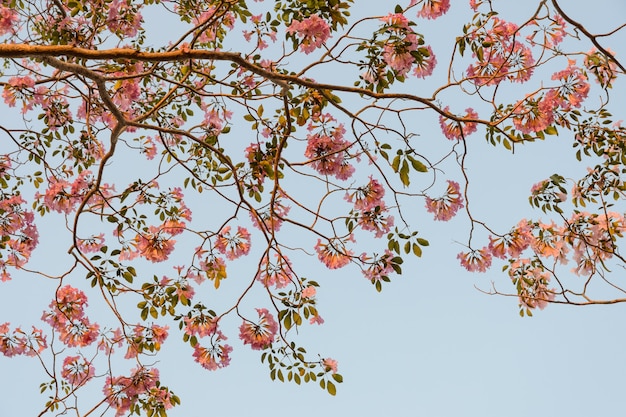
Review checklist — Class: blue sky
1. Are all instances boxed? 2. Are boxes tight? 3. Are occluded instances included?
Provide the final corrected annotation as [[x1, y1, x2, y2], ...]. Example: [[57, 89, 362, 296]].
[[1, 1, 626, 416]]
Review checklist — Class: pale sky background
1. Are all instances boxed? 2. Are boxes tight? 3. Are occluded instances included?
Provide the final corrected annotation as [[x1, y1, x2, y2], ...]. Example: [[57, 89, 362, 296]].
[[2, 1, 626, 416]]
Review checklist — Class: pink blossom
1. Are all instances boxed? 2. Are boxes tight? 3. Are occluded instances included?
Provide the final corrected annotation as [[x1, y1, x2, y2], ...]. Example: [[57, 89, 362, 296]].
[[135, 226, 176, 263], [511, 95, 555, 134], [417, 0, 450, 19], [361, 250, 395, 281], [239, 308, 278, 350], [184, 314, 217, 338], [309, 314, 325, 325], [193, 339, 233, 371], [0, 323, 28, 357], [488, 222, 532, 259], [439, 107, 479, 140], [77, 234, 105, 253], [0, 5, 19, 36], [301, 286, 316, 298], [508, 259, 555, 309], [584, 48, 618, 88], [61, 355, 95, 386], [424, 180, 464, 221], [357, 204, 395, 238], [257, 252, 293, 288], [286, 14, 331, 54], [346, 176, 385, 211], [413, 45, 437, 78], [457, 247, 492, 272], [106, 0, 143, 37], [527, 14, 566, 48], [304, 122, 353, 179], [546, 64, 589, 110], [322, 358, 338, 373], [214, 226, 251, 260], [315, 238, 353, 269]]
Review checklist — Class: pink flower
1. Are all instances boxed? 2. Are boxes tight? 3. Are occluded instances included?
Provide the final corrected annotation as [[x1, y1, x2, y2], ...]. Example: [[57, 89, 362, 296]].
[[424, 180, 464, 221], [361, 250, 395, 282], [214, 225, 251, 260], [457, 247, 492, 272], [135, 226, 176, 263], [77, 234, 105, 253], [417, 0, 450, 19], [286, 14, 331, 54], [0, 6, 19, 36], [106, 0, 143, 38], [546, 64, 589, 110], [346, 176, 385, 211], [304, 122, 353, 179], [357, 204, 394, 238], [380, 13, 410, 28], [257, 252, 293, 288], [315, 238, 353, 269], [0, 323, 28, 357], [239, 308, 278, 350], [584, 48, 617, 88], [527, 14, 566, 48], [309, 314, 325, 325], [301, 286, 316, 298], [184, 314, 217, 338], [488, 222, 532, 259], [413, 45, 437, 79], [193, 339, 233, 371], [61, 355, 95, 386], [439, 107, 479, 140], [508, 259, 555, 309], [511, 95, 555, 134], [322, 358, 338, 374]]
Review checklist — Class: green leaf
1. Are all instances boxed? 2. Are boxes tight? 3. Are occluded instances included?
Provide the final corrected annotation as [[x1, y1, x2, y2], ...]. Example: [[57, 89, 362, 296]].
[[327, 381, 337, 396], [544, 125, 558, 135], [408, 156, 428, 172], [399, 160, 410, 186]]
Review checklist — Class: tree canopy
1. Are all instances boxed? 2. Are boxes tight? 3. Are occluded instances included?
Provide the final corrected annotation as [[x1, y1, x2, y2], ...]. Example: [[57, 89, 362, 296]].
[[0, 0, 625, 415]]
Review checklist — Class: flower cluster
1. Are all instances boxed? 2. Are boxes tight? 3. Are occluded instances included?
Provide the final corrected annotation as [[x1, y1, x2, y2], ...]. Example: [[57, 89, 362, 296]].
[[125, 324, 170, 359], [315, 237, 354, 269], [0, 5, 19, 36], [257, 252, 294, 288], [214, 225, 251, 260], [457, 247, 492, 272], [304, 115, 354, 179], [511, 63, 589, 134], [103, 367, 173, 417], [239, 308, 278, 350], [286, 14, 331, 54], [424, 180, 464, 221], [0, 194, 38, 281], [412, 0, 451, 20], [360, 250, 396, 282], [41, 285, 100, 348], [61, 355, 95, 386], [37, 170, 96, 214], [584, 48, 618, 88], [378, 13, 437, 78], [0, 323, 47, 357], [439, 107, 479, 140], [526, 14, 567, 48], [466, 17, 535, 85], [193, 337, 233, 371], [508, 258, 555, 310], [135, 225, 178, 263], [346, 177, 395, 237], [106, 0, 143, 38]]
